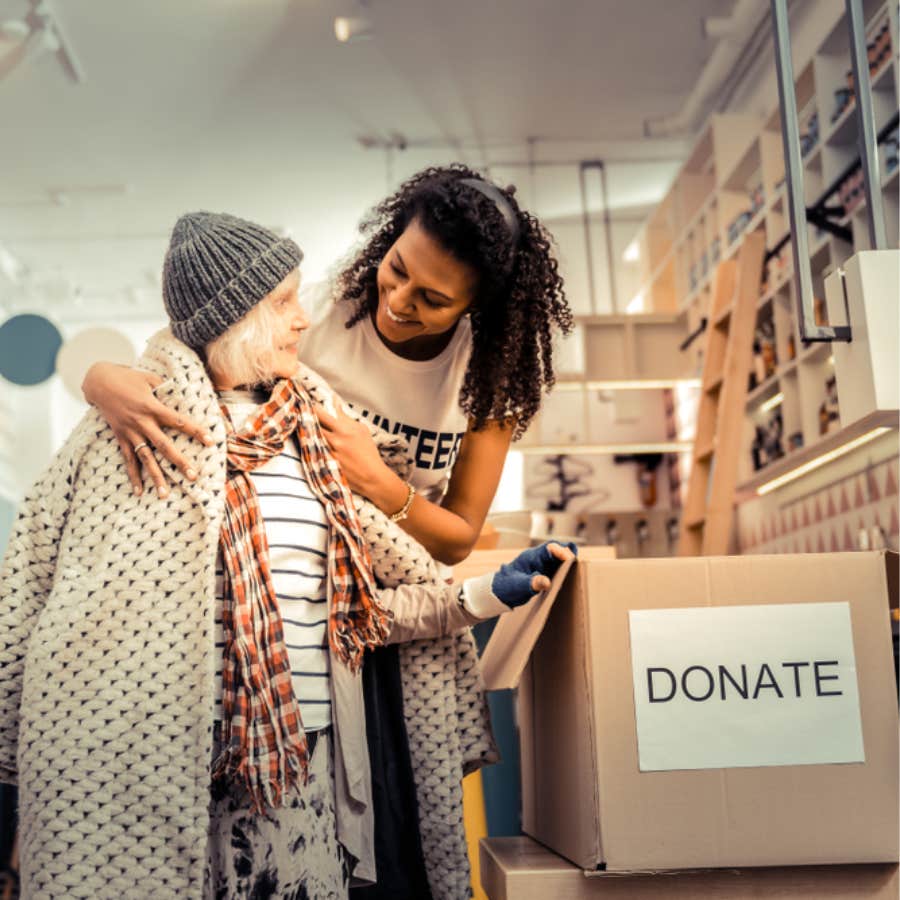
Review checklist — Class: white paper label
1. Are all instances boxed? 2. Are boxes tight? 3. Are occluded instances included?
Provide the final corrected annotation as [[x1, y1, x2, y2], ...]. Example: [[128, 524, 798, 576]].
[[628, 603, 864, 771]]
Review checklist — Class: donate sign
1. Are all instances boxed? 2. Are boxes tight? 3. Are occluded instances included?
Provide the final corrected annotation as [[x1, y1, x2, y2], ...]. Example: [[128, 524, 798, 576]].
[[628, 602, 864, 771]]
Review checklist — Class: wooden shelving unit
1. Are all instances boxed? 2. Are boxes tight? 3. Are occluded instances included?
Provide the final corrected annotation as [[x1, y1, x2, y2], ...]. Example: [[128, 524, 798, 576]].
[[518, 312, 695, 452], [631, 0, 899, 502]]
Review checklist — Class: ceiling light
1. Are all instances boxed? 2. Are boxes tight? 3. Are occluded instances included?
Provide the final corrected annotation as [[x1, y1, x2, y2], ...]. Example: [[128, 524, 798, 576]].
[[756, 427, 892, 495], [334, 16, 373, 43]]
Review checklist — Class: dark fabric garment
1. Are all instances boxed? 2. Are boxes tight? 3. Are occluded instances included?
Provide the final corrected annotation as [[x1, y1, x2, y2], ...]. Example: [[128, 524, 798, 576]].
[[350, 645, 432, 900], [0, 784, 15, 872], [472, 620, 522, 837]]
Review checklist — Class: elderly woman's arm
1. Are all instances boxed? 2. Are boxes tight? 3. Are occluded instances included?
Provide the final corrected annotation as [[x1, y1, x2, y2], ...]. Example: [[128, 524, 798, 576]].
[[379, 542, 575, 644]]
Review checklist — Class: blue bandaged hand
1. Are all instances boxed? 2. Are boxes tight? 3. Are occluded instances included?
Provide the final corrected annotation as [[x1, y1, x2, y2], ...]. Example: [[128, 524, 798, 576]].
[[491, 541, 578, 609]]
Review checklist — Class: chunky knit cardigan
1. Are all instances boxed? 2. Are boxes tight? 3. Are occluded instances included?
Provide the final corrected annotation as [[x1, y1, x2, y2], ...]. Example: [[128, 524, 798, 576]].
[[0, 329, 496, 900]]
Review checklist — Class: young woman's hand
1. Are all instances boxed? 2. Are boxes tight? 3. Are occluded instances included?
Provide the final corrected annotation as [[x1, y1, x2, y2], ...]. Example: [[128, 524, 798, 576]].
[[314, 403, 407, 510], [82, 362, 212, 496]]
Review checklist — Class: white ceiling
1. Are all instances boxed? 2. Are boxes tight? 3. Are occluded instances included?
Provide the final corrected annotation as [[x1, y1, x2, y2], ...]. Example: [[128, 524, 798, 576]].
[[0, 0, 743, 319]]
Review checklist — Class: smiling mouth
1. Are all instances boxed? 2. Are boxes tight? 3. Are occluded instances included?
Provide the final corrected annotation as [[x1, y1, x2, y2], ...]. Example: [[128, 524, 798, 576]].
[[385, 305, 418, 325]]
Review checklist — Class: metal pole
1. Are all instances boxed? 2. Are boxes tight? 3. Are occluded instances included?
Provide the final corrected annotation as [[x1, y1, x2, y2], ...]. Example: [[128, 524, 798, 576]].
[[578, 163, 598, 314], [846, 0, 887, 249], [598, 162, 620, 313], [770, 0, 850, 342]]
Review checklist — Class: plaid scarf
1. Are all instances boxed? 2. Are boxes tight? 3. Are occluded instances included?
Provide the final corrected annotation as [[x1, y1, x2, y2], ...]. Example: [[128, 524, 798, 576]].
[[211, 379, 392, 811]]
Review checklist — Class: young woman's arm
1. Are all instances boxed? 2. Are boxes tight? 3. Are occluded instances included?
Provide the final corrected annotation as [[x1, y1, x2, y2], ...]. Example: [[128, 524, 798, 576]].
[[81, 362, 212, 496], [314, 408, 512, 566]]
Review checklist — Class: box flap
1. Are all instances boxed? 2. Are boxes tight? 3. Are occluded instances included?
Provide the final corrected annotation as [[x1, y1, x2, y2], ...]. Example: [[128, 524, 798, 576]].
[[480, 557, 575, 691]]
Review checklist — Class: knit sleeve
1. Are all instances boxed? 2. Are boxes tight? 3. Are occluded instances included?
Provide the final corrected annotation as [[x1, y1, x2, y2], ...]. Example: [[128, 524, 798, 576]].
[[0, 418, 92, 784]]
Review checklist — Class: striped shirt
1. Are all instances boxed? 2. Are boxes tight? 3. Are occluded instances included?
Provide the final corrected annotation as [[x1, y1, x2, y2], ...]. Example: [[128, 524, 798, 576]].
[[214, 392, 332, 730]]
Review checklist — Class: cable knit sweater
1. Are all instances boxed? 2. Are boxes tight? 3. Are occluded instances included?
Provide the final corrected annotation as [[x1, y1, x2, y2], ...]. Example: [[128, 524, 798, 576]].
[[0, 329, 496, 900]]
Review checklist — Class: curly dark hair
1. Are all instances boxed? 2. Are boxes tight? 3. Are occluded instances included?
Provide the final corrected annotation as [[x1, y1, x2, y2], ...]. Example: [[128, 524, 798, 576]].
[[333, 164, 573, 440]]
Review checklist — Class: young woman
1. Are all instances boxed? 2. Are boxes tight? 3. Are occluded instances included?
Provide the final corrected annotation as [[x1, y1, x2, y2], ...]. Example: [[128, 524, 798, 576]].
[[0, 211, 573, 899], [82, 166, 574, 898]]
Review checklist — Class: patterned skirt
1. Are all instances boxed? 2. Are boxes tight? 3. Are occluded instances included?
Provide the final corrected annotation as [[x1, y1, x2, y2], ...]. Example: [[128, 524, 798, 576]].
[[204, 728, 349, 900]]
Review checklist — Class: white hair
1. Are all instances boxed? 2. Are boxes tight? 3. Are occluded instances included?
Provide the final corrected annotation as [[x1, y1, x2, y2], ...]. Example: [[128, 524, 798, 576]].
[[204, 299, 284, 388]]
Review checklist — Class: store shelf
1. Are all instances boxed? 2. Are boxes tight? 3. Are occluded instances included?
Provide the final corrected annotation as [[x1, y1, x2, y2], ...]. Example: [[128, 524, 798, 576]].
[[722, 205, 767, 263], [803, 141, 823, 172], [824, 63, 895, 147], [837, 164, 900, 227], [629, 0, 897, 511], [746, 371, 781, 410], [735, 409, 899, 500]]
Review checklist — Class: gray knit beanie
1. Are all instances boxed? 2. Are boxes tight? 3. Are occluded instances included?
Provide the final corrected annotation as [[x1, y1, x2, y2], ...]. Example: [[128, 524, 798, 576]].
[[162, 211, 303, 350]]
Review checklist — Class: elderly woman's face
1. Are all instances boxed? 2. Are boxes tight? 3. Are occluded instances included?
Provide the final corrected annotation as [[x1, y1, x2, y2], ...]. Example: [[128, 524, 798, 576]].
[[205, 267, 309, 390], [265, 268, 308, 379]]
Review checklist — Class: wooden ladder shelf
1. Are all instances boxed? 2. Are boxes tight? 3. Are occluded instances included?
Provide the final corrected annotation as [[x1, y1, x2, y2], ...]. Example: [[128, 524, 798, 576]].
[[679, 230, 766, 556]]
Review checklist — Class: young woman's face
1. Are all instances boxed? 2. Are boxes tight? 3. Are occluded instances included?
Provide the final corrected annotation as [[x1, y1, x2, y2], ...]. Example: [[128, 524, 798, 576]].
[[374, 218, 479, 349], [266, 268, 308, 379]]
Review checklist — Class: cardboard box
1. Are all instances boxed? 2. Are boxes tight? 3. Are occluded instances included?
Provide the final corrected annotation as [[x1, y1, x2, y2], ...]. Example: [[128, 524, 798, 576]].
[[480, 836, 900, 900], [480, 551, 899, 872]]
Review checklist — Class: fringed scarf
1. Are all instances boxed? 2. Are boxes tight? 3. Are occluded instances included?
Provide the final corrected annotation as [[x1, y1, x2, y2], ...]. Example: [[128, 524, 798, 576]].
[[211, 378, 392, 811]]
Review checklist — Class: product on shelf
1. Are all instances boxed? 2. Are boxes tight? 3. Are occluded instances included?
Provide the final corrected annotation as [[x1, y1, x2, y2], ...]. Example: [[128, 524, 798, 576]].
[[813, 295, 829, 327], [757, 319, 778, 378], [751, 424, 767, 471], [749, 339, 766, 391], [869, 22, 891, 74], [750, 409, 784, 472], [786, 333, 796, 361], [727, 210, 753, 247], [884, 128, 899, 175], [765, 409, 784, 462], [819, 375, 840, 435], [749, 183, 765, 215], [838, 166, 866, 217], [788, 430, 804, 452], [831, 87, 853, 124], [710, 236, 721, 263], [800, 112, 819, 157]]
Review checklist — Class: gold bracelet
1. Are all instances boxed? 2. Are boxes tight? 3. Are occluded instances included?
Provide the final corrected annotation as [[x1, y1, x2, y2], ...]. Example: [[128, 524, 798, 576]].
[[388, 482, 416, 522]]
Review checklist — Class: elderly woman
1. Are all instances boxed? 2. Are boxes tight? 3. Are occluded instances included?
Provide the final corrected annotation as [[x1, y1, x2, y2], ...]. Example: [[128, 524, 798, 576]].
[[0, 212, 572, 900]]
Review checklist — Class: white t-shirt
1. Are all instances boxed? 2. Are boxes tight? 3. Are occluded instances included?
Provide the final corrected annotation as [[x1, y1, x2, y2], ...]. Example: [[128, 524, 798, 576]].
[[299, 282, 472, 503]]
